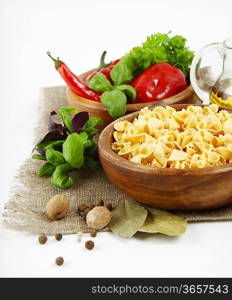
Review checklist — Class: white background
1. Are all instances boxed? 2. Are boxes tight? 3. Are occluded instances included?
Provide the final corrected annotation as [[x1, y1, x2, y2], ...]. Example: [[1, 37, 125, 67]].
[[0, 0, 232, 277]]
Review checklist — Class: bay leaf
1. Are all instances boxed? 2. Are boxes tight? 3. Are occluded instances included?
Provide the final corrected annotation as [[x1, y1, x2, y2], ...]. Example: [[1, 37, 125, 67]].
[[109, 199, 148, 238], [139, 208, 187, 236]]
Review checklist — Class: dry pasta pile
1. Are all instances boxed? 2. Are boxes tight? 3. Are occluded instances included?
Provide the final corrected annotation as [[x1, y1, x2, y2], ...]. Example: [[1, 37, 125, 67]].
[[112, 105, 232, 169]]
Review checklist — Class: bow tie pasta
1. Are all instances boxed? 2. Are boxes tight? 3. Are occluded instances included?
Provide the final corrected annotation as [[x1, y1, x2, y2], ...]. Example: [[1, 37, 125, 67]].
[[112, 105, 232, 169]]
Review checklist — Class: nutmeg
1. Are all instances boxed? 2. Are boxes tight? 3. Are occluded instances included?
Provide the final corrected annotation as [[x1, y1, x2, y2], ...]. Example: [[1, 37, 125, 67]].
[[46, 194, 69, 220], [86, 206, 111, 230]]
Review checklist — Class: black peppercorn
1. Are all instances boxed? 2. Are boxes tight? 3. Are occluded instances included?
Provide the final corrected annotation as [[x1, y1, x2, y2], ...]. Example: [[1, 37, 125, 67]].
[[55, 256, 64, 266], [85, 240, 94, 250], [89, 204, 95, 210], [55, 233, 62, 241], [90, 230, 97, 238], [38, 234, 47, 244], [106, 203, 113, 211], [77, 203, 89, 215]]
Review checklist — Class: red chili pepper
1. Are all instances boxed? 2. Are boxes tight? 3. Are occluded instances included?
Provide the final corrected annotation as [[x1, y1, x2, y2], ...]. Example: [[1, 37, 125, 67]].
[[47, 52, 101, 102], [130, 63, 188, 103], [85, 51, 120, 82]]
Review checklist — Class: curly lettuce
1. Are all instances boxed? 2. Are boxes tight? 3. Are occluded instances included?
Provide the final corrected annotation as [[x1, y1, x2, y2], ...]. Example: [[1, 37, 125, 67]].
[[110, 32, 194, 85]]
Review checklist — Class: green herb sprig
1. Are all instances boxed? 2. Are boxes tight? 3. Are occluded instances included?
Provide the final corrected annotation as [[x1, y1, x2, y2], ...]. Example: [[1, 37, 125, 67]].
[[87, 73, 136, 120], [32, 107, 102, 189]]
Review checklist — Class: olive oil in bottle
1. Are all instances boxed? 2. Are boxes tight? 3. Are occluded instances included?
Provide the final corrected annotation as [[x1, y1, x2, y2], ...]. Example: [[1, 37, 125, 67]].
[[191, 37, 232, 106], [210, 78, 232, 108]]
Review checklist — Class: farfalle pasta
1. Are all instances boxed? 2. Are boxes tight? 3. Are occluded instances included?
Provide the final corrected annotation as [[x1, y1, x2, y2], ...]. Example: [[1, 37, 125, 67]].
[[111, 105, 232, 169]]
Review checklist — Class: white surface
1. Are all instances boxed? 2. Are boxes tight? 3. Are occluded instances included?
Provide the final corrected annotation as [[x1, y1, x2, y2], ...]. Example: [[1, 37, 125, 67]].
[[0, 0, 232, 278]]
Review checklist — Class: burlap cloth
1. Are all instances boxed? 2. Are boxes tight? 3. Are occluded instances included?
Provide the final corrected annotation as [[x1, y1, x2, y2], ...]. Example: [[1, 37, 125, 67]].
[[2, 86, 232, 235]]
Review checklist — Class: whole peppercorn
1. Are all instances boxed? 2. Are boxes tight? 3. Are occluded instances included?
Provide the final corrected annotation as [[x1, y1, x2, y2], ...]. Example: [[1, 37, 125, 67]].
[[79, 210, 86, 217], [88, 204, 95, 210], [77, 203, 89, 215], [106, 203, 113, 211], [55, 256, 64, 266], [38, 234, 47, 244], [55, 233, 63, 241], [84, 207, 91, 215], [90, 230, 97, 238], [97, 200, 104, 206], [85, 240, 94, 250]]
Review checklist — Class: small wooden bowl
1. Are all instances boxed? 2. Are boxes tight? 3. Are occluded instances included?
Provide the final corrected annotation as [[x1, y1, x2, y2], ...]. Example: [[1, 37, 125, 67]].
[[98, 104, 232, 211], [66, 69, 199, 128]]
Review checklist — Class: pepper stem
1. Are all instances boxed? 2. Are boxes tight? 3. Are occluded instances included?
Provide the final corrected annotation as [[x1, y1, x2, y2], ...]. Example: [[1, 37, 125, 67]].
[[47, 51, 62, 69], [97, 51, 111, 71]]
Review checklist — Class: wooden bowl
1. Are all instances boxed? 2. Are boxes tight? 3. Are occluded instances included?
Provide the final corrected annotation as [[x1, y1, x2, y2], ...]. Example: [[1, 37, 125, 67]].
[[66, 69, 199, 128], [98, 104, 232, 211]]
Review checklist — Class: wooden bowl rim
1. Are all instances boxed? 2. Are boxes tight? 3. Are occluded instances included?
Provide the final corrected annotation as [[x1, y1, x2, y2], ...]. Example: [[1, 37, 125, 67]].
[[67, 68, 194, 111], [98, 104, 232, 176]]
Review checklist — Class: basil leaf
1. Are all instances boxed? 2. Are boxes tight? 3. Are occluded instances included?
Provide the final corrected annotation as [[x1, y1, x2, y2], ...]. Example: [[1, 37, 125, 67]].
[[84, 139, 94, 149], [110, 56, 135, 85], [87, 73, 113, 92], [101, 89, 127, 119], [45, 148, 66, 166], [37, 162, 56, 177], [35, 129, 67, 149], [34, 148, 45, 156], [117, 84, 136, 100], [72, 111, 89, 134], [48, 111, 67, 135], [84, 117, 103, 137], [51, 163, 74, 189], [62, 133, 84, 168], [85, 117, 103, 128], [79, 132, 94, 149], [84, 127, 98, 137], [44, 140, 64, 150], [84, 142, 98, 159], [79, 131, 88, 142], [84, 157, 99, 171], [36, 140, 54, 151], [32, 154, 46, 161], [58, 107, 78, 133]]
